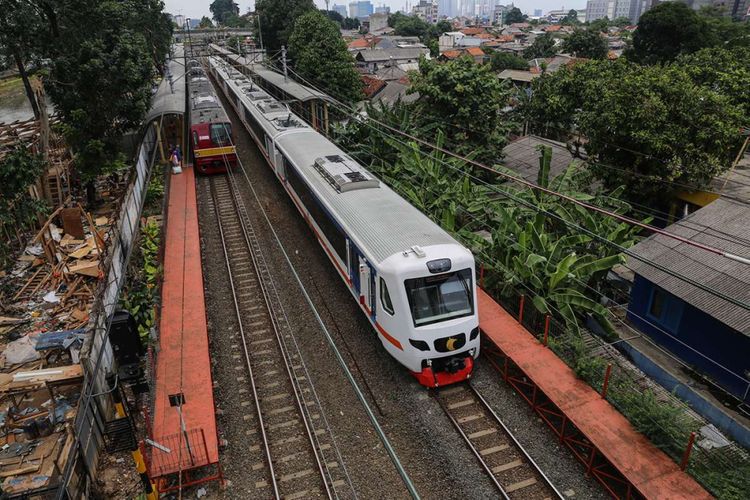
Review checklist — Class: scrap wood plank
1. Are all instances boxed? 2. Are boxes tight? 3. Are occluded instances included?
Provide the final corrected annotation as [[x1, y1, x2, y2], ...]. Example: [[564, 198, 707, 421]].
[[3, 365, 83, 391], [60, 208, 84, 239], [65, 260, 99, 278], [12, 267, 47, 301]]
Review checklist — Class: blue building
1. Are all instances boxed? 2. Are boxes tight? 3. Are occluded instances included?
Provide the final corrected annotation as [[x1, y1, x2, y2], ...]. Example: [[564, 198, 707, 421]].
[[349, 0, 374, 19], [626, 198, 750, 403]]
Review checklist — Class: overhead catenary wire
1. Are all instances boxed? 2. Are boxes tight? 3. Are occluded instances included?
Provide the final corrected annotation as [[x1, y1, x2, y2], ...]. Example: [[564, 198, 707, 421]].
[[204, 59, 420, 498], [272, 71, 750, 312]]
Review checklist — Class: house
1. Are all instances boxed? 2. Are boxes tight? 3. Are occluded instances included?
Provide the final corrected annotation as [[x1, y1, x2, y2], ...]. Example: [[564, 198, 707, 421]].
[[498, 69, 539, 85], [626, 198, 750, 403], [438, 47, 485, 63], [501, 135, 583, 182], [354, 47, 429, 73]]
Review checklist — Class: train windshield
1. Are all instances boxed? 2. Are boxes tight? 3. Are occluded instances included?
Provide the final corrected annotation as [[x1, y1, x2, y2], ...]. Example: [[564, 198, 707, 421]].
[[210, 123, 232, 146], [405, 268, 473, 327]]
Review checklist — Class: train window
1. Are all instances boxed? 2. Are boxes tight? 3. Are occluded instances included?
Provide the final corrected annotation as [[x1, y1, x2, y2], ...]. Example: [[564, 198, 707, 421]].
[[244, 108, 266, 146], [404, 269, 473, 327], [210, 123, 232, 146], [192, 131, 198, 147], [286, 162, 347, 261], [380, 278, 394, 315]]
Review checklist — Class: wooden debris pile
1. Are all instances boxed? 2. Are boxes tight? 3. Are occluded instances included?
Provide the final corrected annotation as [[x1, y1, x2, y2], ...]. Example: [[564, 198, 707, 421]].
[[0, 194, 120, 496]]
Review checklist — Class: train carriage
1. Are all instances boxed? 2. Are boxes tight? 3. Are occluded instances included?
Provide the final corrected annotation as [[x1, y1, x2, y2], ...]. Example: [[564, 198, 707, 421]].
[[187, 60, 237, 174], [209, 56, 479, 387]]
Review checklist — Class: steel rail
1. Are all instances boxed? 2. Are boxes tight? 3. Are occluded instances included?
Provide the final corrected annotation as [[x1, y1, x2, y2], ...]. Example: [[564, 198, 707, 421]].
[[210, 176, 280, 499], [434, 383, 564, 500], [210, 174, 333, 499]]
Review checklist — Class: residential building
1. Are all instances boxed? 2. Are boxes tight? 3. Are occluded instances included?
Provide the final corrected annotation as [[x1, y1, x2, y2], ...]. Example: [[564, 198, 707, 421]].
[[369, 12, 389, 31], [412, 0, 440, 23], [350, 0, 374, 19], [493, 4, 514, 25], [354, 46, 430, 72], [333, 3, 349, 17], [626, 198, 750, 404]]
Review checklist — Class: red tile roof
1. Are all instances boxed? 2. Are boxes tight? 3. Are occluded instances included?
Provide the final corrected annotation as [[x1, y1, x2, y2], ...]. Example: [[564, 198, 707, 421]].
[[498, 35, 514, 43], [461, 27, 484, 35], [544, 25, 562, 32], [466, 47, 485, 57], [361, 75, 386, 98], [348, 37, 379, 49], [476, 33, 494, 39], [441, 49, 462, 59]]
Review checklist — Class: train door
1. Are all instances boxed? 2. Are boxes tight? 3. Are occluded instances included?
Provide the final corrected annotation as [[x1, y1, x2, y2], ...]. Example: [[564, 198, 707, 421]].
[[348, 242, 360, 295], [358, 256, 376, 320], [273, 149, 285, 180]]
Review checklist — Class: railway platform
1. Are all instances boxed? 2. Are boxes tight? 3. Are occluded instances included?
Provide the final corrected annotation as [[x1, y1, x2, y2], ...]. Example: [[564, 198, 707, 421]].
[[477, 289, 712, 499], [147, 165, 221, 492]]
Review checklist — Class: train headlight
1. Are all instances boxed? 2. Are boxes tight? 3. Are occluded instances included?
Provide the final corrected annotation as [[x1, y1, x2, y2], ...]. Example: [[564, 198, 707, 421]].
[[409, 339, 430, 351], [469, 327, 480, 341]]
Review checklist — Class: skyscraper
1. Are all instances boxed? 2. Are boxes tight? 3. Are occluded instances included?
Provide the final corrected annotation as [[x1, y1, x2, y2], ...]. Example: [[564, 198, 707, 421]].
[[333, 3, 348, 17], [534, 8, 543, 16], [349, 0, 374, 18]]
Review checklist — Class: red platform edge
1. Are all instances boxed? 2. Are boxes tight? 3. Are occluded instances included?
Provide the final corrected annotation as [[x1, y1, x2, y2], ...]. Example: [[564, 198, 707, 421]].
[[477, 288, 712, 500], [148, 166, 220, 488]]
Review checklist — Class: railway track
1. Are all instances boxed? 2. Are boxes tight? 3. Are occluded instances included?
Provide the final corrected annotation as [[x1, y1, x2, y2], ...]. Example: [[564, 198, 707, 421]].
[[206, 172, 355, 499], [434, 383, 562, 500]]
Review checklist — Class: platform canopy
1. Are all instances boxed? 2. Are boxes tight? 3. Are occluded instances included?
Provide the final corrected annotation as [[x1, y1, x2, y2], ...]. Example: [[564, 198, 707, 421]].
[[144, 44, 186, 124]]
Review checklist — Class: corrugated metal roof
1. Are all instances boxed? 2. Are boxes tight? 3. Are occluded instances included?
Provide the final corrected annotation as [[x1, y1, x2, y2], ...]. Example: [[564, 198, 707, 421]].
[[627, 198, 750, 335], [502, 135, 582, 182], [144, 44, 186, 123], [356, 47, 428, 62]]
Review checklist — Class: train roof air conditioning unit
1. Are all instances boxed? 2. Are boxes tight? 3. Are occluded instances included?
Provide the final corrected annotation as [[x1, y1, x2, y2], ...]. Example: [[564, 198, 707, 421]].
[[257, 101, 286, 115], [313, 155, 379, 193]]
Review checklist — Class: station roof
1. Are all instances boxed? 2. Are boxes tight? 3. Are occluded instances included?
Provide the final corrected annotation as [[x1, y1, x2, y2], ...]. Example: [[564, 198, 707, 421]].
[[144, 44, 186, 124]]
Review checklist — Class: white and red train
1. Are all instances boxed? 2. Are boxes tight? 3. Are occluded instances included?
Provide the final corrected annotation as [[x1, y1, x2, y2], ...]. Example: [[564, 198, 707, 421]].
[[206, 56, 480, 387]]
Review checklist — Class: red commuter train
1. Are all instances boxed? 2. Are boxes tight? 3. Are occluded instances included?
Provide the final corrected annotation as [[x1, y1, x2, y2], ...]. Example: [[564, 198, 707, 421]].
[[187, 59, 237, 174]]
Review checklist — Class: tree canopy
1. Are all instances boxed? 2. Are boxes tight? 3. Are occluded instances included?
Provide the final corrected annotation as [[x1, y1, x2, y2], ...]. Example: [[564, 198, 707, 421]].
[[628, 2, 713, 64], [199, 16, 214, 28], [255, 0, 315, 52], [44, 0, 171, 181], [209, 0, 239, 24], [522, 59, 744, 203], [288, 10, 363, 104], [490, 51, 529, 72], [505, 7, 526, 24], [561, 29, 608, 59], [523, 33, 557, 59], [560, 9, 580, 25], [408, 56, 513, 167]]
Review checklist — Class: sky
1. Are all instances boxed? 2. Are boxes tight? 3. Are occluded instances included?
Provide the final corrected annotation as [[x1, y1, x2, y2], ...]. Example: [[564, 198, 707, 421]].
[[163, 0, 587, 20]]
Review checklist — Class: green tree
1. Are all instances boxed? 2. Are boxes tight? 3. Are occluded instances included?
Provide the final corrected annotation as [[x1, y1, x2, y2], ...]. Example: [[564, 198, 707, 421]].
[[408, 56, 513, 166], [43, 0, 170, 187], [0, 1, 47, 119], [199, 16, 214, 28], [628, 2, 714, 64], [392, 15, 431, 37], [678, 46, 750, 119], [490, 51, 529, 71], [255, 0, 315, 52], [611, 16, 631, 27], [523, 33, 557, 59], [561, 9, 579, 25], [435, 19, 453, 34], [323, 9, 343, 24], [562, 29, 608, 59], [587, 16, 610, 32], [342, 17, 360, 29], [505, 7, 526, 24], [288, 10, 363, 104], [210, 0, 239, 24]]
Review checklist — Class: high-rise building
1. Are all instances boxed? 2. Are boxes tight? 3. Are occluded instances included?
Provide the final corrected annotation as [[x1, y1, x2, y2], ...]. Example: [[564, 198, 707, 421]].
[[333, 3, 349, 17], [585, 0, 654, 23], [412, 0, 439, 22], [375, 5, 391, 13], [533, 8, 543, 16], [349, 0, 374, 19]]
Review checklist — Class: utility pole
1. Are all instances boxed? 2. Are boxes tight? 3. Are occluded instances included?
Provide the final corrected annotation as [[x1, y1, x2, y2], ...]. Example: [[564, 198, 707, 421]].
[[281, 45, 288, 82]]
